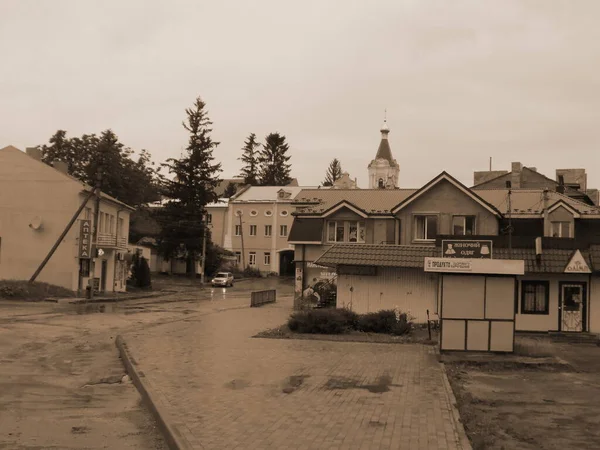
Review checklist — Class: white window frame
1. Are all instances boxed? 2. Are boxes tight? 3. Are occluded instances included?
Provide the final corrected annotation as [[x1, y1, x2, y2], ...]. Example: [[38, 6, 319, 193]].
[[551, 221, 572, 238], [452, 215, 476, 236], [249, 225, 257, 236], [234, 225, 241, 236], [414, 215, 438, 242], [326, 221, 366, 243], [265, 225, 272, 237], [264, 252, 271, 265], [280, 225, 288, 237], [249, 252, 256, 266]]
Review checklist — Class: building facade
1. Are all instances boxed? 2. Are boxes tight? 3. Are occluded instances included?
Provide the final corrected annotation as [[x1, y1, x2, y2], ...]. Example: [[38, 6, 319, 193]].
[[0, 146, 134, 293]]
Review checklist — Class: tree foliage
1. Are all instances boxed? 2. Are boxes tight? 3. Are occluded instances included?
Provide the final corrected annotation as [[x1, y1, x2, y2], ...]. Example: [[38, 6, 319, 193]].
[[238, 133, 260, 185], [258, 132, 292, 186], [322, 158, 343, 186], [38, 129, 160, 208], [155, 96, 221, 276], [222, 182, 238, 198]]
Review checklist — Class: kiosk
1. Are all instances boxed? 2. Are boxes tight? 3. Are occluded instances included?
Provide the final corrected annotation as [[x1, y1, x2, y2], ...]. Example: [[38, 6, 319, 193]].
[[425, 258, 525, 353]]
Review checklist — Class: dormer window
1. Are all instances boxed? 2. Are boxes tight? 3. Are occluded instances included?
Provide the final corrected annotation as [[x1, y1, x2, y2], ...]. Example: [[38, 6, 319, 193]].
[[551, 221, 572, 238]]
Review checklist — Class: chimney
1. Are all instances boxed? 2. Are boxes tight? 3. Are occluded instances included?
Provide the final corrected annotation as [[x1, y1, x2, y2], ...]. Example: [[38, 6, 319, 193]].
[[511, 162, 522, 189], [52, 160, 69, 175], [26, 147, 42, 161]]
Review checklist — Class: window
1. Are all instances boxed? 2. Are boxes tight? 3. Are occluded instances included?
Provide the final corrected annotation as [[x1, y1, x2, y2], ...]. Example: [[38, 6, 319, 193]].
[[551, 221, 571, 238], [521, 281, 549, 314], [452, 216, 475, 236], [249, 252, 256, 266], [280, 225, 288, 237], [414, 215, 438, 241], [206, 213, 212, 224], [249, 225, 257, 236], [235, 225, 241, 236], [250, 210, 258, 217], [264, 252, 271, 265], [326, 221, 366, 243], [235, 252, 241, 265], [98, 212, 104, 233], [378, 178, 384, 188], [265, 210, 273, 217], [280, 210, 289, 217], [110, 215, 115, 234], [265, 225, 272, 236], [118, 218, 124, 237]]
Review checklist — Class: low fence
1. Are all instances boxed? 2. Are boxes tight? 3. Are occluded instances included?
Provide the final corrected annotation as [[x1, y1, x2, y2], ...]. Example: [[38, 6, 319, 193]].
[[250, 290, 276, 307]]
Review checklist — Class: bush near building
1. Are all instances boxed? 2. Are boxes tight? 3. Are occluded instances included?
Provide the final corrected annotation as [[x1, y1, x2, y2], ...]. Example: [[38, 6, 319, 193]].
[[287, 309, 412, 335]]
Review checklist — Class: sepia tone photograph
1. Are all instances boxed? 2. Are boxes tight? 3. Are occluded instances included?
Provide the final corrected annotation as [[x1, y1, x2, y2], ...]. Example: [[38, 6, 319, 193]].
[[1, 1, 600, 449]]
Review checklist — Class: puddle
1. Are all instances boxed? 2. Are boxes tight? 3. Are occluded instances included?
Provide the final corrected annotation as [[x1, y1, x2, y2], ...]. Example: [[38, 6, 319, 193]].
[[75, 303, 117, 314], [325, 374, 401, 394], [282, 374, 310, 394]]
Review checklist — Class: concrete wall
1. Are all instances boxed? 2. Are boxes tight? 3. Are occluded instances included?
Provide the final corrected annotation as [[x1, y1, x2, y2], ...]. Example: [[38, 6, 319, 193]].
[[515, 274, 591, 332], [395, 179, 499, 245], [336, 267, 438, 323]]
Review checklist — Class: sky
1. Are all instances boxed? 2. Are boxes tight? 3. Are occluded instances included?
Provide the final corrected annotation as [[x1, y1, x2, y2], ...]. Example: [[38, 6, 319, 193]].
[[2, 0, 600, 190]]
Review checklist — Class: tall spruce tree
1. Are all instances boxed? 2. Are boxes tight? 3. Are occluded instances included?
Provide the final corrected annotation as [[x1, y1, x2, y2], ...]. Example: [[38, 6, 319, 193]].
[[156, 96, 222, 276], [238, 133, 260, 185], [322, 158, 343, 186], [258, 132, 292, 186]]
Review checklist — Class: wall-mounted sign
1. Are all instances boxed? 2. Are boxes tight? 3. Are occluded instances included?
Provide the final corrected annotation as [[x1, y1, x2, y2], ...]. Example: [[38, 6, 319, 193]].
[[424, 257, 524, 275], [338, 265, 377, 276], [442, 240, 492, 259], [564, 250, 591, 274], [78, 220, 92, 259]]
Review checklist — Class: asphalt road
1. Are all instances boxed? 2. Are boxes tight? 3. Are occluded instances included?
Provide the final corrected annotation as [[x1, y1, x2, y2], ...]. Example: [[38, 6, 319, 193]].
[[0, 277, 288, 449]]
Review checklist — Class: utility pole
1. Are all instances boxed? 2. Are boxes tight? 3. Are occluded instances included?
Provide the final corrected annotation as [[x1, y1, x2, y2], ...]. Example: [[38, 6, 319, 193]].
[[237, 211, 246, 269], [89, 161, 103, 300], [200, 212, 208, 284], [507, 184, 513, 259]]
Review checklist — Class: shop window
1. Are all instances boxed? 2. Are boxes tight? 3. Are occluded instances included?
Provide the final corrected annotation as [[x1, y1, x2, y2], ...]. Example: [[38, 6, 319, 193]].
[[264, 252, 271, 265], [326, 221, 365, 243], [249, 225, 257, 236], [551, 221, 572, 238], [452, 216, 475, 236], [280, 225, 288, 237], [414, 215, 438, 241], [521, 281, 549, 314], [265, 225, 272, 236], [235, 225, 241, 236], [249, 252, 256, 266]]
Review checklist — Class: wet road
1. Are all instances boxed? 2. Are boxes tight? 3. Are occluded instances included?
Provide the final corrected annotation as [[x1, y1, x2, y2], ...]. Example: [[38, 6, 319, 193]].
[[0, 277, 289, 449]]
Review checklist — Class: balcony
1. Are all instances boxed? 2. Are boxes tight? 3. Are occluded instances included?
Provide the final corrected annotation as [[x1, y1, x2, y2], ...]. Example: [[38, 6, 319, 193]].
[[96, 233, 127, 249]]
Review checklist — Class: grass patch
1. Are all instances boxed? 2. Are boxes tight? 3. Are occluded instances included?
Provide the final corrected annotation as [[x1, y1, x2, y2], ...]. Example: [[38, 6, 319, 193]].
[[0, 280, 75, 301], [514, 336, 556, 358]]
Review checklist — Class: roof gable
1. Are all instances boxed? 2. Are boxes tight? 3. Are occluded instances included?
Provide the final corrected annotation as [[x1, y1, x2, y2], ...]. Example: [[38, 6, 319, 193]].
[[548, 200, 580, 218], [321, 201, 368, 218], [391, 172, 502, 216]]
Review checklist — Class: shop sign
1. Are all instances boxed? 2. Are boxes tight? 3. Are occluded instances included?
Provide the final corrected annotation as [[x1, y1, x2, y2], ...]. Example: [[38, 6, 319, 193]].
[[424, 257, 525, 275], [425, 258, 472, 273], [79, 220, 92, 259], [338, 265, 377, 276], [564, 250, 591, 274], [442, 240, 492, 259]]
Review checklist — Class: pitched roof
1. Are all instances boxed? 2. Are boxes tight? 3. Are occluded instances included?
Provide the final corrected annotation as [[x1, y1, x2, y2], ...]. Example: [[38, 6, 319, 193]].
[[391, 172, 502, 216], [315, 244, 438, 268], [314, 243, 598, 274], [289, 218, 324, 243], [475, 189, 600, 217], [293, 188, 417, 216], [232, 185, 320, 202]]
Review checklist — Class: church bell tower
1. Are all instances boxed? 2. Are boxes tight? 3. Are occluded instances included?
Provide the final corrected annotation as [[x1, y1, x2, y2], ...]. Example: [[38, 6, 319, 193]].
[[368, 117, 400, 189]]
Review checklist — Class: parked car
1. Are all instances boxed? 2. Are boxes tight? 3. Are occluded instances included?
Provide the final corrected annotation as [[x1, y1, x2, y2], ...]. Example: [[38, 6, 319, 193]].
[[211, 272, 234, 287]]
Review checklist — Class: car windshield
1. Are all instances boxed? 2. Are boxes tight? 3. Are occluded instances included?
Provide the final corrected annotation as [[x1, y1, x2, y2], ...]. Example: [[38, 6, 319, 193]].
[[216, 273, 229, 278]]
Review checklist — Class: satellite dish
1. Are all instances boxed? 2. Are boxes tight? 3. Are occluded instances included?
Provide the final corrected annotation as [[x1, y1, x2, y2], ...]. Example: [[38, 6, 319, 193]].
[[29, 216, 43, 230]]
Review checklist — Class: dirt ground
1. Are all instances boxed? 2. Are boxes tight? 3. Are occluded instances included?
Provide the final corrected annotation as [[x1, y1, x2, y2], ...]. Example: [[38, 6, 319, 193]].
[[445, 335, 600, 450]]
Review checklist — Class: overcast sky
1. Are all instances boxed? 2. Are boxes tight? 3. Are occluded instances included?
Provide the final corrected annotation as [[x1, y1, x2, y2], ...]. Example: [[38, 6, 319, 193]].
[[2, 0, 600, 190]]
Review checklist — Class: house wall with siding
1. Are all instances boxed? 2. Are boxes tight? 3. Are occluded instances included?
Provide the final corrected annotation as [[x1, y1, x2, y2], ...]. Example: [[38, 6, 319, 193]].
[[336, 267, 438, 323]]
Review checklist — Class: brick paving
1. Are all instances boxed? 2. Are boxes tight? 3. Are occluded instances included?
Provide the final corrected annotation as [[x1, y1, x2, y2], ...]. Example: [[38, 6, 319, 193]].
[[125, 294, 466, 450]]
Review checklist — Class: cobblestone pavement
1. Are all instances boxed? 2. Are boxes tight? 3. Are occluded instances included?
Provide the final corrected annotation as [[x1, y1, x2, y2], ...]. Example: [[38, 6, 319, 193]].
[[125, 293, 465, 450]]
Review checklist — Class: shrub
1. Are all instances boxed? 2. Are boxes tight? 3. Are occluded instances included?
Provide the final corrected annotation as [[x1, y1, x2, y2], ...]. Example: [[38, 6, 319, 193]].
[[288, 308, 359, 334], [242, 266, 262, 278], [0, 280, 75, 300], [357, 310, 412, 336]]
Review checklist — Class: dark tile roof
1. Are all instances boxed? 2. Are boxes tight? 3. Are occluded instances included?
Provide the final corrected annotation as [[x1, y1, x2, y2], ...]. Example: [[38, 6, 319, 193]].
[[375, 138, 395, 164], [315, 244, 438, 268], [294, 189, 416, 215], [289, 218, 323, 243], [315, 244, 598, 274]]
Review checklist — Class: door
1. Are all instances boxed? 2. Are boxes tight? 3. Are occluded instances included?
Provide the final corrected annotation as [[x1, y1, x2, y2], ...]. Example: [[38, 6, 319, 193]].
[[560, 282, 586, 332], [101, 260, 108, 293]]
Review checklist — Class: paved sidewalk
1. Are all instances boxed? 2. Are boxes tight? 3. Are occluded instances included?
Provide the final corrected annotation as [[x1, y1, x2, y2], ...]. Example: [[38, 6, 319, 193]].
[[125, 297, 466, 450]]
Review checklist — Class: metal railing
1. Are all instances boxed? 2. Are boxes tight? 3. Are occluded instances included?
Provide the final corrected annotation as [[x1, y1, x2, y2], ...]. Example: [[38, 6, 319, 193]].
[[250, 290, 276, 307], [96, 233, 127, 249]]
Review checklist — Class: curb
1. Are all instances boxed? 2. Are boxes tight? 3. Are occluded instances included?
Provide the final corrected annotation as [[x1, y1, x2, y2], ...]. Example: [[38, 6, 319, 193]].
[[68, 291, 172, 304], [115, 335, 201, 450], [439, 360, 472, 450]]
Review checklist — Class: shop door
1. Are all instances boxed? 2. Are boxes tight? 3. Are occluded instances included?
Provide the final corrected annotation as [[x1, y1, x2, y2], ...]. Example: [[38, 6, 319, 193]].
[[560, 282, 586, 332]]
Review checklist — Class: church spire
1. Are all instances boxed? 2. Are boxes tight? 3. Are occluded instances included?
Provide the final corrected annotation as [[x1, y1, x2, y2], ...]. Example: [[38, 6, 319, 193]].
[[368, 112, 400, 189]]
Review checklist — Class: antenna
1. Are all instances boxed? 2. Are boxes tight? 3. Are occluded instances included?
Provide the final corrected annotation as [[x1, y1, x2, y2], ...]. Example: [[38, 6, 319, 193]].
[[489, 157, 492, 171], [384, 108, 387, 121]]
